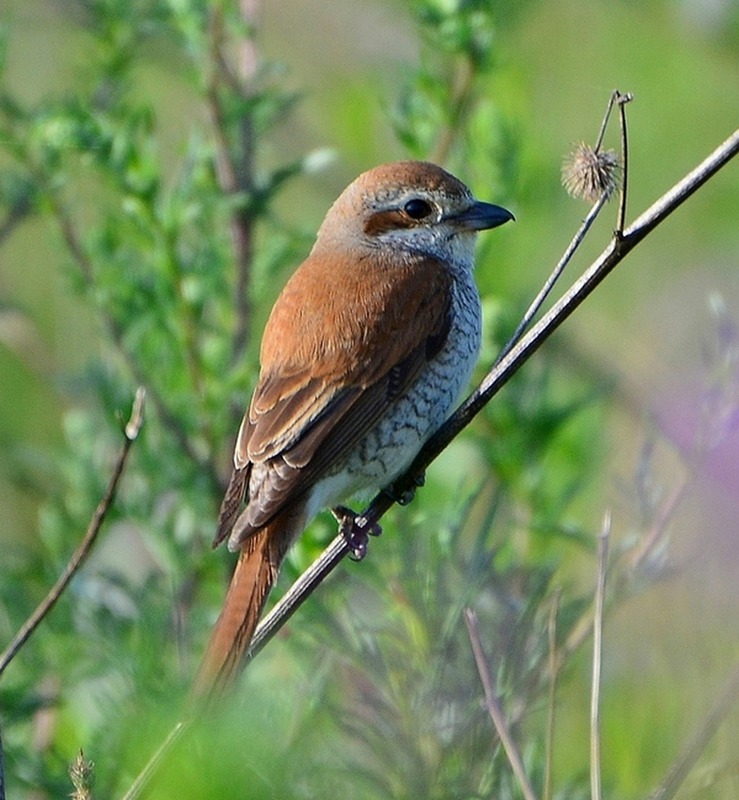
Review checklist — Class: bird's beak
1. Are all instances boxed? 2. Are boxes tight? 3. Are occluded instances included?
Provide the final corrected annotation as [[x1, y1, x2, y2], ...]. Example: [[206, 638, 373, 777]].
[[454, 201, 515, 231]]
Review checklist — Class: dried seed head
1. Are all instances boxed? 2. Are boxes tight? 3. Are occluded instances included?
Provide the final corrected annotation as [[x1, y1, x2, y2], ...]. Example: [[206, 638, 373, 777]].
[[562, 142, 620, 203], [70, 750, 95, 800]]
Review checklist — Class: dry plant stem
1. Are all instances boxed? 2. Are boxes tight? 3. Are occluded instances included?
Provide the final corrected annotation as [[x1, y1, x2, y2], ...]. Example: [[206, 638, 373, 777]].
[[119, 721, 189, 800], [248, 535, 348, 658], [207, 1, 260, 369], [563, 468, 689, 663], [592, 89, 633, 235], [649, 661, 739, 800], [628, 471, 689, 572], [248, 128, 739, 657], [593, 89, 623, 153], [431, 54, 475, 165], [464, 608, 539, 800], [0, 389, 146, 679], [590, 512, 611, 800], [615, 92, 633, 235], [544, 589, 561, 800], [499, 192, 608, 366]]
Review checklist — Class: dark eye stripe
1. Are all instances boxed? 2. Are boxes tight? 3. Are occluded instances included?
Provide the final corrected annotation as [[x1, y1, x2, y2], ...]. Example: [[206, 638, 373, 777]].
[[364, 209, 417, 236], [364, 199, 438, 236]]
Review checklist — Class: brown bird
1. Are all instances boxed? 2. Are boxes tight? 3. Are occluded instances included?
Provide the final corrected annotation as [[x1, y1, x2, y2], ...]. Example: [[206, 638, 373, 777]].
[[194, 160, 513, 699]]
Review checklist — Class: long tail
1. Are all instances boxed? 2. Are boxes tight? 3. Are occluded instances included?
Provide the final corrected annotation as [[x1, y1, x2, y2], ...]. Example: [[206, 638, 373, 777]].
[[192, 515, 297, 702]]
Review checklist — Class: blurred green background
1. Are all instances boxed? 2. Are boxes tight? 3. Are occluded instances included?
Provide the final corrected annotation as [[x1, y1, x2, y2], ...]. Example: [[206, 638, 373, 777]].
[[1, 0, 738, 798]]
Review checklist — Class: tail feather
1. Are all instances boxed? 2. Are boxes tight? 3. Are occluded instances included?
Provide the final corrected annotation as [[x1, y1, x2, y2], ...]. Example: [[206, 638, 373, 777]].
[[193, 507, 303, 702]]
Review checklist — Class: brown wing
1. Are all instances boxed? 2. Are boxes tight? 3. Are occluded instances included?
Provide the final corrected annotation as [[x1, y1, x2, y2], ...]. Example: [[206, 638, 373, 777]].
[[216, 248, 452, 545]]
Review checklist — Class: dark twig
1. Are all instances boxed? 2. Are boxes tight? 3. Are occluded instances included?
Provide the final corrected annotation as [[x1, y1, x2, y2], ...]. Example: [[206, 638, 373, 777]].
[[464, 608, 539, 800], [248, 128, 739, 656], [207, 2, 260, 370], [507, 90, 629, 364], [498, 191, 608, 366], [615, 92, 633, 235], [248, 536, 349, 658], [590, 512, 611, 800], [431, 54, 476, 166], [648, 661, 739, 800], [0, 389, 146, 679]]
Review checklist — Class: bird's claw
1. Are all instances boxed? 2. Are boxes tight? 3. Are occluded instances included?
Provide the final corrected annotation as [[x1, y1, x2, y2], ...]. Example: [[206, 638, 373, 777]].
[[332, 505, 382, 561], [384, 472, 426, 506]]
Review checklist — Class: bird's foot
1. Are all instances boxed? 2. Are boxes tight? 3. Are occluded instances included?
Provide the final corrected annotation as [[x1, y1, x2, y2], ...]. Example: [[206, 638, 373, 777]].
[[332, 505, 382, 561], [383, 472, 426, 506]]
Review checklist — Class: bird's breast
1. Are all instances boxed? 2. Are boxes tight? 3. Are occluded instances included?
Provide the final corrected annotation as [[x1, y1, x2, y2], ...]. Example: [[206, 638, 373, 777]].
[[307, 268, 482, 516]]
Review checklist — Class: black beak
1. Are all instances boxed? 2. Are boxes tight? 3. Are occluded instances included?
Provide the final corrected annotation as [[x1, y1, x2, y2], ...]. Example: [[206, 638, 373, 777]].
[[455, 201, 515, 231]]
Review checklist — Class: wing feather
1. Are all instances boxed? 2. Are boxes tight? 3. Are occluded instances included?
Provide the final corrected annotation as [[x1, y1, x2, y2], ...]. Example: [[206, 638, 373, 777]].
[[224, 249, 452, 541]]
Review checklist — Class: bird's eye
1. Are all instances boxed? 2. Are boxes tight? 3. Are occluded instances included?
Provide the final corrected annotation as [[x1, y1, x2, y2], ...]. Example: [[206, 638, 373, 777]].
[[403, 198, 434, 220]]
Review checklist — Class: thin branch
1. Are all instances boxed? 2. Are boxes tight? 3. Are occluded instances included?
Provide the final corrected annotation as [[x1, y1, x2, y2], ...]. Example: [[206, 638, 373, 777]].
[[249, 535, 348, 658], [648, 661, 739, 800], [464, 608, 539, 800], [563, 466, 690, 664], [248, 128, 739, 657], [590, 512, 611, 800], [499, 191, 608, 367], [593, 91, 617, 153], [544, 588, 561, 800], [207, 2, 260, 370], [431, 54, 476, 165], [628, 473, 688, 572], [119, 721, 189, 800], [0, 389, 146, 678], [615, 92, 633, 236]]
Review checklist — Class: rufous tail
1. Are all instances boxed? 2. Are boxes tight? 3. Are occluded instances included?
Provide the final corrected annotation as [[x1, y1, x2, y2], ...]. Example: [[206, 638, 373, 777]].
[[192, 519, 292, 702]]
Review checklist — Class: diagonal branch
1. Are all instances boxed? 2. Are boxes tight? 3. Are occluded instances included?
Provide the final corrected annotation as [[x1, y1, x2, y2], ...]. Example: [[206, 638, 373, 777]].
[[247, 127, 739, 660], [0, 389, 146, 679], [464, 608, 539, 800], [206, 2, 261, 371]]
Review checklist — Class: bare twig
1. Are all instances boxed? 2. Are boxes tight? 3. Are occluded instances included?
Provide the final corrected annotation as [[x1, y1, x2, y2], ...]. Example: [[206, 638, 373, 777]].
[[207, 2, 260, 370], [648, 661, 739, 800], [544, 588, 561, 800], [247, 127, 739, 658], [590, 512, 611, 800], [119, 721, 189, 800], [431, 55, 476, 166], [563, 467, 689, 663], [249, 535, 348, 658], [627, 473, 688, 572], [499, 191, 608, 366], [0, 389, 146, 678], [615, 92, 633, 236], [464, 608, 539, 800]]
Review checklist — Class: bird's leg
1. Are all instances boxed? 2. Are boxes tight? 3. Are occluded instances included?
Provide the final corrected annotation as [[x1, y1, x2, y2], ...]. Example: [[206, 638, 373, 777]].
[[383, 471, 426, 506], [332, 505, 382, 561]]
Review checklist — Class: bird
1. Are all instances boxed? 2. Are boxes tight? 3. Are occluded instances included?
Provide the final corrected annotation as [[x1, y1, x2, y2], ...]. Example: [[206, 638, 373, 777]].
[[193, 160, 513, 699]]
